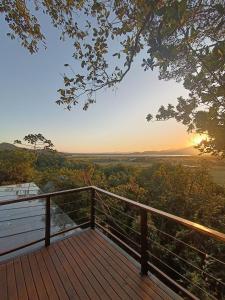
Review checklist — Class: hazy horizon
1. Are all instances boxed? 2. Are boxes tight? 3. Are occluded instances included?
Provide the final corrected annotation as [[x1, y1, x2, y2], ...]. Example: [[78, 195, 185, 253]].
[[0, 141, 200, 155]]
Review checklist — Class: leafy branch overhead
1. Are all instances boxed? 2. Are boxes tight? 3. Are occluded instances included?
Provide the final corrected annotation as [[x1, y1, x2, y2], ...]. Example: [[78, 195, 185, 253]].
[[1, 0, 225, 156]]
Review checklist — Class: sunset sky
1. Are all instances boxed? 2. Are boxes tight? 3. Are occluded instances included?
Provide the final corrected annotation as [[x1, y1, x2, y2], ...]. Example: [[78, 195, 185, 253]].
[[0, 16, 195, 153]]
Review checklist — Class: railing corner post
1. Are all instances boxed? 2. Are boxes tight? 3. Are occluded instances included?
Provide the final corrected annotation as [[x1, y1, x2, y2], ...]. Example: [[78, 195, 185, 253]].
[[90, 188, 96, 229], [140, 208, 148, 276], [45, 195, 51, 247]]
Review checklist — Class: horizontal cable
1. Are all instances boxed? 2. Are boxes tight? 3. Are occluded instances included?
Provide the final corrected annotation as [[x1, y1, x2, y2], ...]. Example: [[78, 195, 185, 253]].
[[0, 213, 45, 223], [51, 221, 90, 238], [0, 204, 45, 211], [54, 199, 89, 206], [51, 216, 90, 237], [0, 227, 45, 239], [95, 206, 140, 236], [96, 217, 140, 249], [147, 237, 225, 288], [53, 208, 86, 217], [54, 201, 77, 206], [147, 262, 198, 300], [149, 226, 225, 267], [147, 251, 217, 300], [0, 186, 91, 206], [95, 198, 136, 220], [95, 209, 133, 237], [0, 215, 90, 239], [75, 215, 90, 223], [96, 221, 141, 262], [0, 208, 87, 222]]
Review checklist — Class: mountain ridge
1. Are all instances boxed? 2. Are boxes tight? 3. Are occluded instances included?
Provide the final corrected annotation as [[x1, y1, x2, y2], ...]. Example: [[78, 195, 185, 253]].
[[0, 143, 17, 151]]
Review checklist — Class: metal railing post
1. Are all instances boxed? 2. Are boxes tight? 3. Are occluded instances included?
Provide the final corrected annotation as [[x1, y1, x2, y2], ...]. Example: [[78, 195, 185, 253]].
[[140, 208, 148, 276], [90, 188, 96, 229], [45, 196, 51, 247]]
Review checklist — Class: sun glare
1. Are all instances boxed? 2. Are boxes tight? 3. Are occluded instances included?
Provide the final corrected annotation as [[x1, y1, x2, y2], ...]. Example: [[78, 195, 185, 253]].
[[190, 134, 208, 146]]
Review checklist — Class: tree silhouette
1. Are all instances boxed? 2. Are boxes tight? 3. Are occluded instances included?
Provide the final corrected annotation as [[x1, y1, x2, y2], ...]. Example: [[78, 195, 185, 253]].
[[14, 133, 54, 151]]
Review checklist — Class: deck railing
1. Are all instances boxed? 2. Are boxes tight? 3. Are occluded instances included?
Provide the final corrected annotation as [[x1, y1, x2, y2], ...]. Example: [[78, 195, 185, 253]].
[[0, 187, 91, 256], [1, 185, 225, 299]]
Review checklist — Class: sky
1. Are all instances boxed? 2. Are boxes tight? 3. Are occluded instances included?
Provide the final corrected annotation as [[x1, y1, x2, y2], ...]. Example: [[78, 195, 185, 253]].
[[0, 13, 194, 153]]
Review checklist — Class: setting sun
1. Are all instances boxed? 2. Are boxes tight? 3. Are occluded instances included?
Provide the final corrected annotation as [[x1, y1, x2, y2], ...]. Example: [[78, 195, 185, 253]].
[[190, 134, 209, 146]]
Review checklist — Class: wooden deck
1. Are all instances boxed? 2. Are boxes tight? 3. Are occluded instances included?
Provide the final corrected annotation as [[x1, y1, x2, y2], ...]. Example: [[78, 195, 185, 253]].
[[0, 229, 179, 300]]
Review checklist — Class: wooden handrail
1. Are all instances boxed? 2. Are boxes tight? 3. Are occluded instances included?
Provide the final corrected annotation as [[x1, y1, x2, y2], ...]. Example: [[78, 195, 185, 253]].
[[1, 185, 225, 243], [0, 186, 92, 257], [0, 186, 92, 206], [92, 186, 225, 243], [1, 184, 224, 298]]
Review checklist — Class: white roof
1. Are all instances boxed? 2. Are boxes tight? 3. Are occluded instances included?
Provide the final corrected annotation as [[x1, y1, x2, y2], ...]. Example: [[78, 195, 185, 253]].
[[0, 182, 40, 201], [0, 182, 80, 262]]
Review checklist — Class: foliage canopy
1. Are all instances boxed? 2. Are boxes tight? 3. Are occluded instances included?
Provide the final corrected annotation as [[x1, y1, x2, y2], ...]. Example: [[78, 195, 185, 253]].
[[1, 0, 225, 156], [0, 146, 225, 297]]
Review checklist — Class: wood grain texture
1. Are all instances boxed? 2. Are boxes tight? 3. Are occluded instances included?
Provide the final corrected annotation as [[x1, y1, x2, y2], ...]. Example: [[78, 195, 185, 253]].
[[0, 229, 176, 299]]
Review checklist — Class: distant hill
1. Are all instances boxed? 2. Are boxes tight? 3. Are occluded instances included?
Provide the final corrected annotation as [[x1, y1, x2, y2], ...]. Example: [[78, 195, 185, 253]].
[[0, 143, 17, 151], [139, 146, 200, 156], [67, 146, 200, 156]]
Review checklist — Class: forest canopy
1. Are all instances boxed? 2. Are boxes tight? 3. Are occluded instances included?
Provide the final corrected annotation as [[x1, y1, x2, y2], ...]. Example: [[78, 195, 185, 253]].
[[0, 147, 225, 297], [1, 0, 225, 156]]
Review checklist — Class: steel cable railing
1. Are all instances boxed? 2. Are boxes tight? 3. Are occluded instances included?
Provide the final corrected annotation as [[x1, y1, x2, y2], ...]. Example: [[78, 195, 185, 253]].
[[0, 186, 92, 257], [0, 203, 45, 211], [95, 196, 225, 298], [96, 216, 141, 250], [148, 225, 225, 268], [95, 197, 137, 220], [147, 251, 217, 300], [147, 236, 225, 289], [0, 227, 45, 239], [1, 185, 225, 299], [96, 191, 225, 299], [0, 207, 89, 224], [0, 212, 45, 223], [93, 186, 225, 299], [95, 206, 140, 236]]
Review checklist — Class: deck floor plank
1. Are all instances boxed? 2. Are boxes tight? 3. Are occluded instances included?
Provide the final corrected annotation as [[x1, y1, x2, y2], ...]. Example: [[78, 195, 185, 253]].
[[78, 231, 142, 300], [70, 234, 121, 300], [28, 253, 49, 300], [0, 263, 8, 300], [53, 242, 89, 299], [58, 240, 100, 300], [6, 261, 18, 300], [40, 248, 69, 300], [0, 229, 177, 300], [35, 251, 59, 300], [92, 230, 171, 300], [14, 258, 28, 300], [64, 238, 109, 300], [20, 255, 39, 300], [84, 230, 154, 300], [76, 234, 131, 300], [47, 245, 79, 299], [75, 236, 129, 300]]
